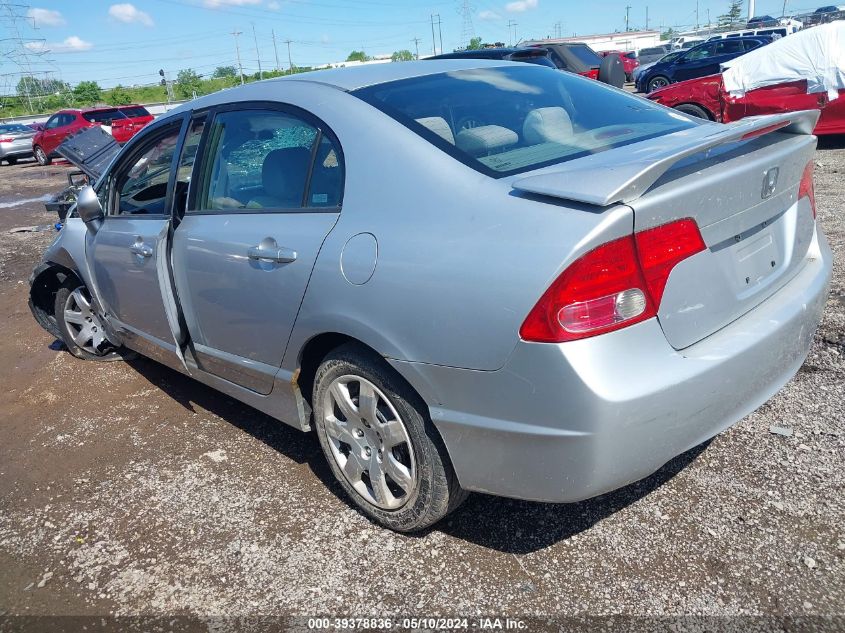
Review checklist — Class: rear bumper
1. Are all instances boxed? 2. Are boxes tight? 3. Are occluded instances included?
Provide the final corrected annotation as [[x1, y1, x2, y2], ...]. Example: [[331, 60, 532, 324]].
[[0, 145, 33, 159], [390, 226, 832, 503]]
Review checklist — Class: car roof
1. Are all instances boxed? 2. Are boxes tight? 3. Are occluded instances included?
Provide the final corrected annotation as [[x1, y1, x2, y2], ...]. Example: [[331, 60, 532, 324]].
[[252, 58, 516, 91]]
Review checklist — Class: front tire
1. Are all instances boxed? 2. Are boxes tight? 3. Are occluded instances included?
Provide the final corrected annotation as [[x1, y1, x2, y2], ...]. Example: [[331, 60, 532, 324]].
[[313, 344, 467, 532], [647, 75, 670, 92], [34, 145, 51, 166], [54, 279, 115, 360]]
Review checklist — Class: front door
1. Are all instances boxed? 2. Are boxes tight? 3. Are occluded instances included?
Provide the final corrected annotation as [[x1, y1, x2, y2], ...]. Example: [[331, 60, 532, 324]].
[[171, 104, 344, 394], [87, 118, 186, 357]]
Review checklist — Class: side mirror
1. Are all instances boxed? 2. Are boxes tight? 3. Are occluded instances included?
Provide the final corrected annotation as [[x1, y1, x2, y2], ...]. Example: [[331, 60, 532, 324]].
[[76, 185, 104, 232]]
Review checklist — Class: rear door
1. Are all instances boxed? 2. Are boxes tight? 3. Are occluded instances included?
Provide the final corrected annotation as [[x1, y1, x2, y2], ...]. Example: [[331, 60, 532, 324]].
[[724, 80, 827, 123], [86, 115, 189, 360], [171, 103, 344, 394]]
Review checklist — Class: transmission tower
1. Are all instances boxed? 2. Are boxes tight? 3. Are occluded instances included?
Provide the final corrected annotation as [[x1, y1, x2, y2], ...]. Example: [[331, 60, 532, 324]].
[[458, 0, 474, 47]]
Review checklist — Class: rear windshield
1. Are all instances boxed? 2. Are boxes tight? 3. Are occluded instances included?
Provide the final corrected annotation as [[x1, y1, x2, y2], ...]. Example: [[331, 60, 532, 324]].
[[119, 105, 151, 118], [640, 47, 666, 56], [354, 65, 696, 178], [510, 53, 556, 68], [0, 124, 31, 133], [82, 109, 126, 124], [566, 44, 602, 66]]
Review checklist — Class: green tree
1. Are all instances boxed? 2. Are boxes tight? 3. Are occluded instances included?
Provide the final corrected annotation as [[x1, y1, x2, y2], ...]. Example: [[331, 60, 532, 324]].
[[16, 76, 67, 97], [212, 65, 238, 79], [660, 27, 675, 41], [466, 36, 483, 50], [107, 85, 133, 105], [73, 81, 102, 105], [346, 50, 370, 62], [717, 0, 744, 28], [391, 49, 415, 62], [175, 68, 203, 99]]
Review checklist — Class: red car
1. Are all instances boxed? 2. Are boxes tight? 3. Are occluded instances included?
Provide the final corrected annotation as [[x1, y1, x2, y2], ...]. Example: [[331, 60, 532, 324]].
[[599, 50, 639, 81], [32, 105, 153, 165], [647, 74, 845, 135]]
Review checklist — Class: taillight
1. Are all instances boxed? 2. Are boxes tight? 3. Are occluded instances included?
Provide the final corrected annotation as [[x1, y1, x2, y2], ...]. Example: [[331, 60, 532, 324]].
[[0, 137, 12, 143], [799, 161, 815, 219], [520, 219, 706, 343]]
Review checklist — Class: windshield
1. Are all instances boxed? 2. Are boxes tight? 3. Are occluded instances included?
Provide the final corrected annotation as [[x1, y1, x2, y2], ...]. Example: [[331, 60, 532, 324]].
[[354, 66, 696, 178]]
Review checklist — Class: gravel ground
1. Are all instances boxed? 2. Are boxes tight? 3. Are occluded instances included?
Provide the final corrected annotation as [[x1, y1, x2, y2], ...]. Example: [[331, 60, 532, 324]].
[[0, 136, 843, 629]]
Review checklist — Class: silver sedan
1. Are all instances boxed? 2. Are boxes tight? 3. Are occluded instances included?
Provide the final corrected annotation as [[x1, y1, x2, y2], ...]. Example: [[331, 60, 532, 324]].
[[0, 123, 35, 164], [29, 61, 831, 532]]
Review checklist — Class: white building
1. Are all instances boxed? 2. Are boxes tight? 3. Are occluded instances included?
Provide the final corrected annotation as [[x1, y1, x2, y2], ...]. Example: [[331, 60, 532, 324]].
[[524, 30, 662, 53]]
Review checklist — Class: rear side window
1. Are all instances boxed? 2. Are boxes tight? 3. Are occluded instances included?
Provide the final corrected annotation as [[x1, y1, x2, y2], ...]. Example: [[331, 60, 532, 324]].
[[567, 44, 602, 66], [354, 65, 695, 178], [743, 39, 765, 51], [193, 108, 342, 212], [83, 109, 125, 124]]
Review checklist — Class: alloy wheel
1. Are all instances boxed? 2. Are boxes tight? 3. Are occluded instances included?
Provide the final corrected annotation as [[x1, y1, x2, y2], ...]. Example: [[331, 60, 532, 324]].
[[321, 375, 417, 510], [648, 76, 669, 92], [62, 287, 107, 355]]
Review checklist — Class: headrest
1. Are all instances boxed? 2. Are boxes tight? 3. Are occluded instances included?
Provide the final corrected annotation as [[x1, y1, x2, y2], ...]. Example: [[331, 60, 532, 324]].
[[522, 107, 574, 145], [455, 125, 518, 156], [416, 117, 455, 145], [262, 147, 312, 203]]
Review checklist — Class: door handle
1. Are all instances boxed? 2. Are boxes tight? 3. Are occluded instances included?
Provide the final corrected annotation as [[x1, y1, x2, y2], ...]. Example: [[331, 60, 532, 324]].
[[130, 241, 153, 257], [247, 245, 297, 263]]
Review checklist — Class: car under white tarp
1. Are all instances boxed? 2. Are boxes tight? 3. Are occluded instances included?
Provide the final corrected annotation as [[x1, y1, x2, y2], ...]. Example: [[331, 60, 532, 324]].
[[721, 21, 845, 99]]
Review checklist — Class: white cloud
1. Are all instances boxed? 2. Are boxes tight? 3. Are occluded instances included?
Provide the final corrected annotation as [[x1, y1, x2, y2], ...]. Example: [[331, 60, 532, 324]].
[[478, 10, 502, 20], [267, 0, 281, 9], [203, 0, 262, 7], [25, 35, 93, 53], [108, 3, 154, 26], [505, 0, 538, 13], [27, 8, 65, 27]]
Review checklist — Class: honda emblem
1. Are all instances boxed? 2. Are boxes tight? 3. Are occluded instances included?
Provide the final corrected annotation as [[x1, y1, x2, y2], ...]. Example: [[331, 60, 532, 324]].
[[762, 167, 779, 199]]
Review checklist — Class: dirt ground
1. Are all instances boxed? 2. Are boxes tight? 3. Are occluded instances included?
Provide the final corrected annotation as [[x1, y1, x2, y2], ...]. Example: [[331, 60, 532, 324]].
[[0, 138, 843, 628]]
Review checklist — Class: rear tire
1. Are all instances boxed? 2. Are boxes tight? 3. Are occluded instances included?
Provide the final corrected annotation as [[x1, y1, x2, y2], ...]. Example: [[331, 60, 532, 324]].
[[34, 145, 51, 166], [313, 343, 467, 532], [6, 156, 17, 166], [54, 279, 115, 360], [647, 75, 670, 93], [675, 103, 712, 120]]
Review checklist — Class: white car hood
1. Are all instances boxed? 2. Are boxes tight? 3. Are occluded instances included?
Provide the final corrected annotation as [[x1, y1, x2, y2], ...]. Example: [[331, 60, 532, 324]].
[[721, 21, 845, 99]]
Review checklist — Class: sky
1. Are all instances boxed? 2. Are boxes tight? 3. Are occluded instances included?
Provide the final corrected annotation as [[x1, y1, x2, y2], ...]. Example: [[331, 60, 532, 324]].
[[0, 0, 825, 90]]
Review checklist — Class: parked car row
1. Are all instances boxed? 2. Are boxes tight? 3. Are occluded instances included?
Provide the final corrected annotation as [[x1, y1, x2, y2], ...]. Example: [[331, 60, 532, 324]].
[[647, 21, 845, 136], [0, 104, 153, 166]]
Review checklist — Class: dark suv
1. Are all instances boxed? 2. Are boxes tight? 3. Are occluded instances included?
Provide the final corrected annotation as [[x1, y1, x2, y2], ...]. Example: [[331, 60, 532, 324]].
[[636, 35, 775, 93]]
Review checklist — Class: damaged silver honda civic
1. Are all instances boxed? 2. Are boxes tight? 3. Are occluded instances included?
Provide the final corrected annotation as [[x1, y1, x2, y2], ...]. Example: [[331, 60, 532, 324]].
[[29, 61, 831, 532]]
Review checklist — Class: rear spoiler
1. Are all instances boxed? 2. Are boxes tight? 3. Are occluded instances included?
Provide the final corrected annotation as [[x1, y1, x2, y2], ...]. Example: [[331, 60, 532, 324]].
[[511, 110, 820, 207]]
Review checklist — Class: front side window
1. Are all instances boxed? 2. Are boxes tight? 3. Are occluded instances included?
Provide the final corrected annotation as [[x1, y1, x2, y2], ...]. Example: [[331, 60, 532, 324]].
[[354, 65, 695, 178], [715, 40, 745, 55], [685, 43, 716, 60], [112, 125, 180, 216], [194, 108, 342, 211]]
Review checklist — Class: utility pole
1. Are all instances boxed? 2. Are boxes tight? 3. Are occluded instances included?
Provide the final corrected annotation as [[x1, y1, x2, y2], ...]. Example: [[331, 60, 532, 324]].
[[271, 29, 280, 71], [748, 0, 756, 21], [781, 0, 788, 17], [625, 5, 631, 31], [412, 37, 420, 59], [231, 29, 244, 85], [507, 20, 517, 45], [695, 0, 699, 28], [645, 7, 649, 30], [284, 39, 294, 72], [430, 14, 437, 55], [252, 23, 263, 80]]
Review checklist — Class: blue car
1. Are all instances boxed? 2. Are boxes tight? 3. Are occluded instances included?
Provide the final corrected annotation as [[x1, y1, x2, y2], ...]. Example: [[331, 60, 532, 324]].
[[637, 36, 775, 93]]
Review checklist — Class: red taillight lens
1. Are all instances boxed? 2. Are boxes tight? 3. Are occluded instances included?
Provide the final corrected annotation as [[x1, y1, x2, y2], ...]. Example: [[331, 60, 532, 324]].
[[520, 219, 706, 343], [0, 137, 13, 143], [635, 218, 706, 307], [799, 161, 816, 219]]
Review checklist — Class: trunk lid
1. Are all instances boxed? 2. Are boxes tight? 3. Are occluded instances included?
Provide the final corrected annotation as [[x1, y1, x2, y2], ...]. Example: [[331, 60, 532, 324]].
[[57, 126, 121, 182], [512, 111, 819, 349]]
